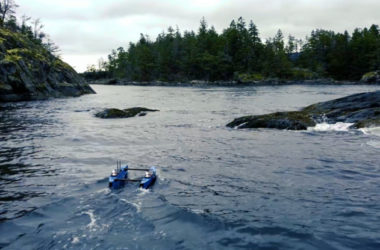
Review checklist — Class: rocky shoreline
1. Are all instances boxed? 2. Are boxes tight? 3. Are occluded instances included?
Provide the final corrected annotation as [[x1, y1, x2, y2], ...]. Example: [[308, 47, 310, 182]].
[[0, 28, 94, 102], [87, 77, 379, 87], [227, 90, 380, 130]]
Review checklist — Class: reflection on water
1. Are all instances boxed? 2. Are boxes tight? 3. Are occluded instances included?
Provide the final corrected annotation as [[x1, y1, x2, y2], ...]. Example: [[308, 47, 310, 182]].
[[0, 84, 380, 249]]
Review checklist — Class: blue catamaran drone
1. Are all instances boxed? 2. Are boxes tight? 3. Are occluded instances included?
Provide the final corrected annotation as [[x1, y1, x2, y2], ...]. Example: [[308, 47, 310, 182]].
[[109, 161, 157, 189]]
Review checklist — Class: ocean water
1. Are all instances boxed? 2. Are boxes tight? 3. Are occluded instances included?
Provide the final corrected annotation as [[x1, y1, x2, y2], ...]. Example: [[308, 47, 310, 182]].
[[0, 84, 380, 249]]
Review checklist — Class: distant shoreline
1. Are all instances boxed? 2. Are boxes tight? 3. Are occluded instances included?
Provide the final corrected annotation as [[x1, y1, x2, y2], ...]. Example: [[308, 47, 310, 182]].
[[87, 78, 379, 87]]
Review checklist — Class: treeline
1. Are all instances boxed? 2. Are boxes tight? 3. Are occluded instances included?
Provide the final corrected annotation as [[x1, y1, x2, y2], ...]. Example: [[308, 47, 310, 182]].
[[0, 0, 59, 54], [87, 17, 380, 82]]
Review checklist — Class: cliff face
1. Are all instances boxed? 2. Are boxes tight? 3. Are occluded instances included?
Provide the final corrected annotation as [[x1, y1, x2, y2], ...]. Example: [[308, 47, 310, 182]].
[[0, 28, 95, 102]]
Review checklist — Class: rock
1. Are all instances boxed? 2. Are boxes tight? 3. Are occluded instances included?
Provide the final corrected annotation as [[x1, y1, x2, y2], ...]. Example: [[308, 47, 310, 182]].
[[227, 90, 380, 130], [0, 28, 95, 102], [107, 79, 118, 85], [95, 107, 159, 119], [351, 117, 380, 129], [227, 111, 315, 130], [360, 71, 380, 83], [190, 80, 208, 85]]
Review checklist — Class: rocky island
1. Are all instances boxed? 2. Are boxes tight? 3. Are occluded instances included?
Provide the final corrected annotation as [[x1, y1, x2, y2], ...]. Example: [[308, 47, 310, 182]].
[[227, 90, 380, 130], [0, 28, 94, 102], [95, 107, 159, 119]]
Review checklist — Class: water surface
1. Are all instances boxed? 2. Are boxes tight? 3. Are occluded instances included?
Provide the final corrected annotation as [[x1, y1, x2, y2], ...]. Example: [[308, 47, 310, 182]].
[[1, 85, 380, 249]]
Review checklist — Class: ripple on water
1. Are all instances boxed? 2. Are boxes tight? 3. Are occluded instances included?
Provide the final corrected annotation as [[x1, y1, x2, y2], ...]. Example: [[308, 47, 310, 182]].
[[1, 85, 380, 249]]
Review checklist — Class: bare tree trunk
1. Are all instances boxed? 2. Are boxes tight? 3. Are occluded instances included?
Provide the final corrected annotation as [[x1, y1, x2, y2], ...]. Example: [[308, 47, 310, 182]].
[[0, 0, 18, 27]]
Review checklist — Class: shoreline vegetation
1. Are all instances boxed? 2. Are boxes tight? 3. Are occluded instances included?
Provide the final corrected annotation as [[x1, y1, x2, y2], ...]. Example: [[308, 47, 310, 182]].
[[0, 0, 94, 102], [84, 17, 380, 85], [86, 76, 380, 87]]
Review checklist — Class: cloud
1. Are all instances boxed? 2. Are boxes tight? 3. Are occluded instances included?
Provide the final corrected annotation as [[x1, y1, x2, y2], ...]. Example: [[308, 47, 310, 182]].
[[206, 0, 380, 38], [16, 0, 380, 72], [101, 0, 190, 19]]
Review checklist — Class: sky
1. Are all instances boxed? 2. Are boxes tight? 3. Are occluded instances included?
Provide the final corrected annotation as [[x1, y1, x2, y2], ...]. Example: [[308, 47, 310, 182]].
[[17, 0, 380, 73]]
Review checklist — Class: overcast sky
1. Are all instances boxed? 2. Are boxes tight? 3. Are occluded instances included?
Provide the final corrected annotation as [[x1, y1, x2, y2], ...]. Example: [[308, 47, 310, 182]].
[[17, 0, 380, 72]]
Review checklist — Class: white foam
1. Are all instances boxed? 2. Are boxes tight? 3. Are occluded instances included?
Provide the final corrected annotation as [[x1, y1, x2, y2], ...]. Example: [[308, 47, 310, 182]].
[[84, 210, 97, 230], [138, 188, 150, 195], [191, 209, 204, 214], [360, 127, 380, 137], [307, 122, 354, 132], [71, 237, 80, 244], [359, 127, 380, 149], [121, 198, 142, 213]]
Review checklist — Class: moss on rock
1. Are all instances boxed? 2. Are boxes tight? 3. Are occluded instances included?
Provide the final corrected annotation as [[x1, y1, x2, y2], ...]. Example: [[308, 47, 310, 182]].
[[0, 27, 95, 102], [360, 70, 380, 83]]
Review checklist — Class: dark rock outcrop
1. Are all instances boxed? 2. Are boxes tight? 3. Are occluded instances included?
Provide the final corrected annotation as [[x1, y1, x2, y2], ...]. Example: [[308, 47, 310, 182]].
[[0, 28, 95, 102], [95, 107, 159, 119], [227, 90, 380, 130], [227, 111, 315, 130], [361, 71, 380, 84]]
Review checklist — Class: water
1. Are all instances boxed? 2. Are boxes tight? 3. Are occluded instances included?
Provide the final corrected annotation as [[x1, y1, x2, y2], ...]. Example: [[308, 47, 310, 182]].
[[1, 84, 380, 249]]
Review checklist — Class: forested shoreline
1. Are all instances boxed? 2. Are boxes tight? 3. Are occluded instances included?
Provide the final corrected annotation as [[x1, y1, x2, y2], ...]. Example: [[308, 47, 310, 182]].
[[84, 17, 380, 83], [0, 0, 94, 102]]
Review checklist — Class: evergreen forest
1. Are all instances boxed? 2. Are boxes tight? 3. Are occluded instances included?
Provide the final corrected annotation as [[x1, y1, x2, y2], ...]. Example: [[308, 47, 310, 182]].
[[86, 17, 380, 82]]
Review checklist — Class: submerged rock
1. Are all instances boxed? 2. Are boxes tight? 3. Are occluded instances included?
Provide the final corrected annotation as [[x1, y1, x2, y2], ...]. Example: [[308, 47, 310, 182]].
[[227, 90, 380, 130], [0, 28, 94, 102], [95, 107, 159, 119]]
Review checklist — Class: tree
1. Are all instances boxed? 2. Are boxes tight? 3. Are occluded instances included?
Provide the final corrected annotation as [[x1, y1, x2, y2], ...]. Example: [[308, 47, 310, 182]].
[[20, 15, 31, 34], [247, 20, 263, 72], [262, 30, 292, 78], [0, 0, 18, 27], [248, 20, 260, 45], [348, 25, 380, 79], [198, 17, 207, 36], [273, 29, 284, 51], [86, 64, 97, 73], [286, 35, 296, 54], [297, 29, 336, 76], [3, 12, 16, 30], [32, 18, 45, 40], [43, 35, 60, 55], [95, 17, 379, 82]]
